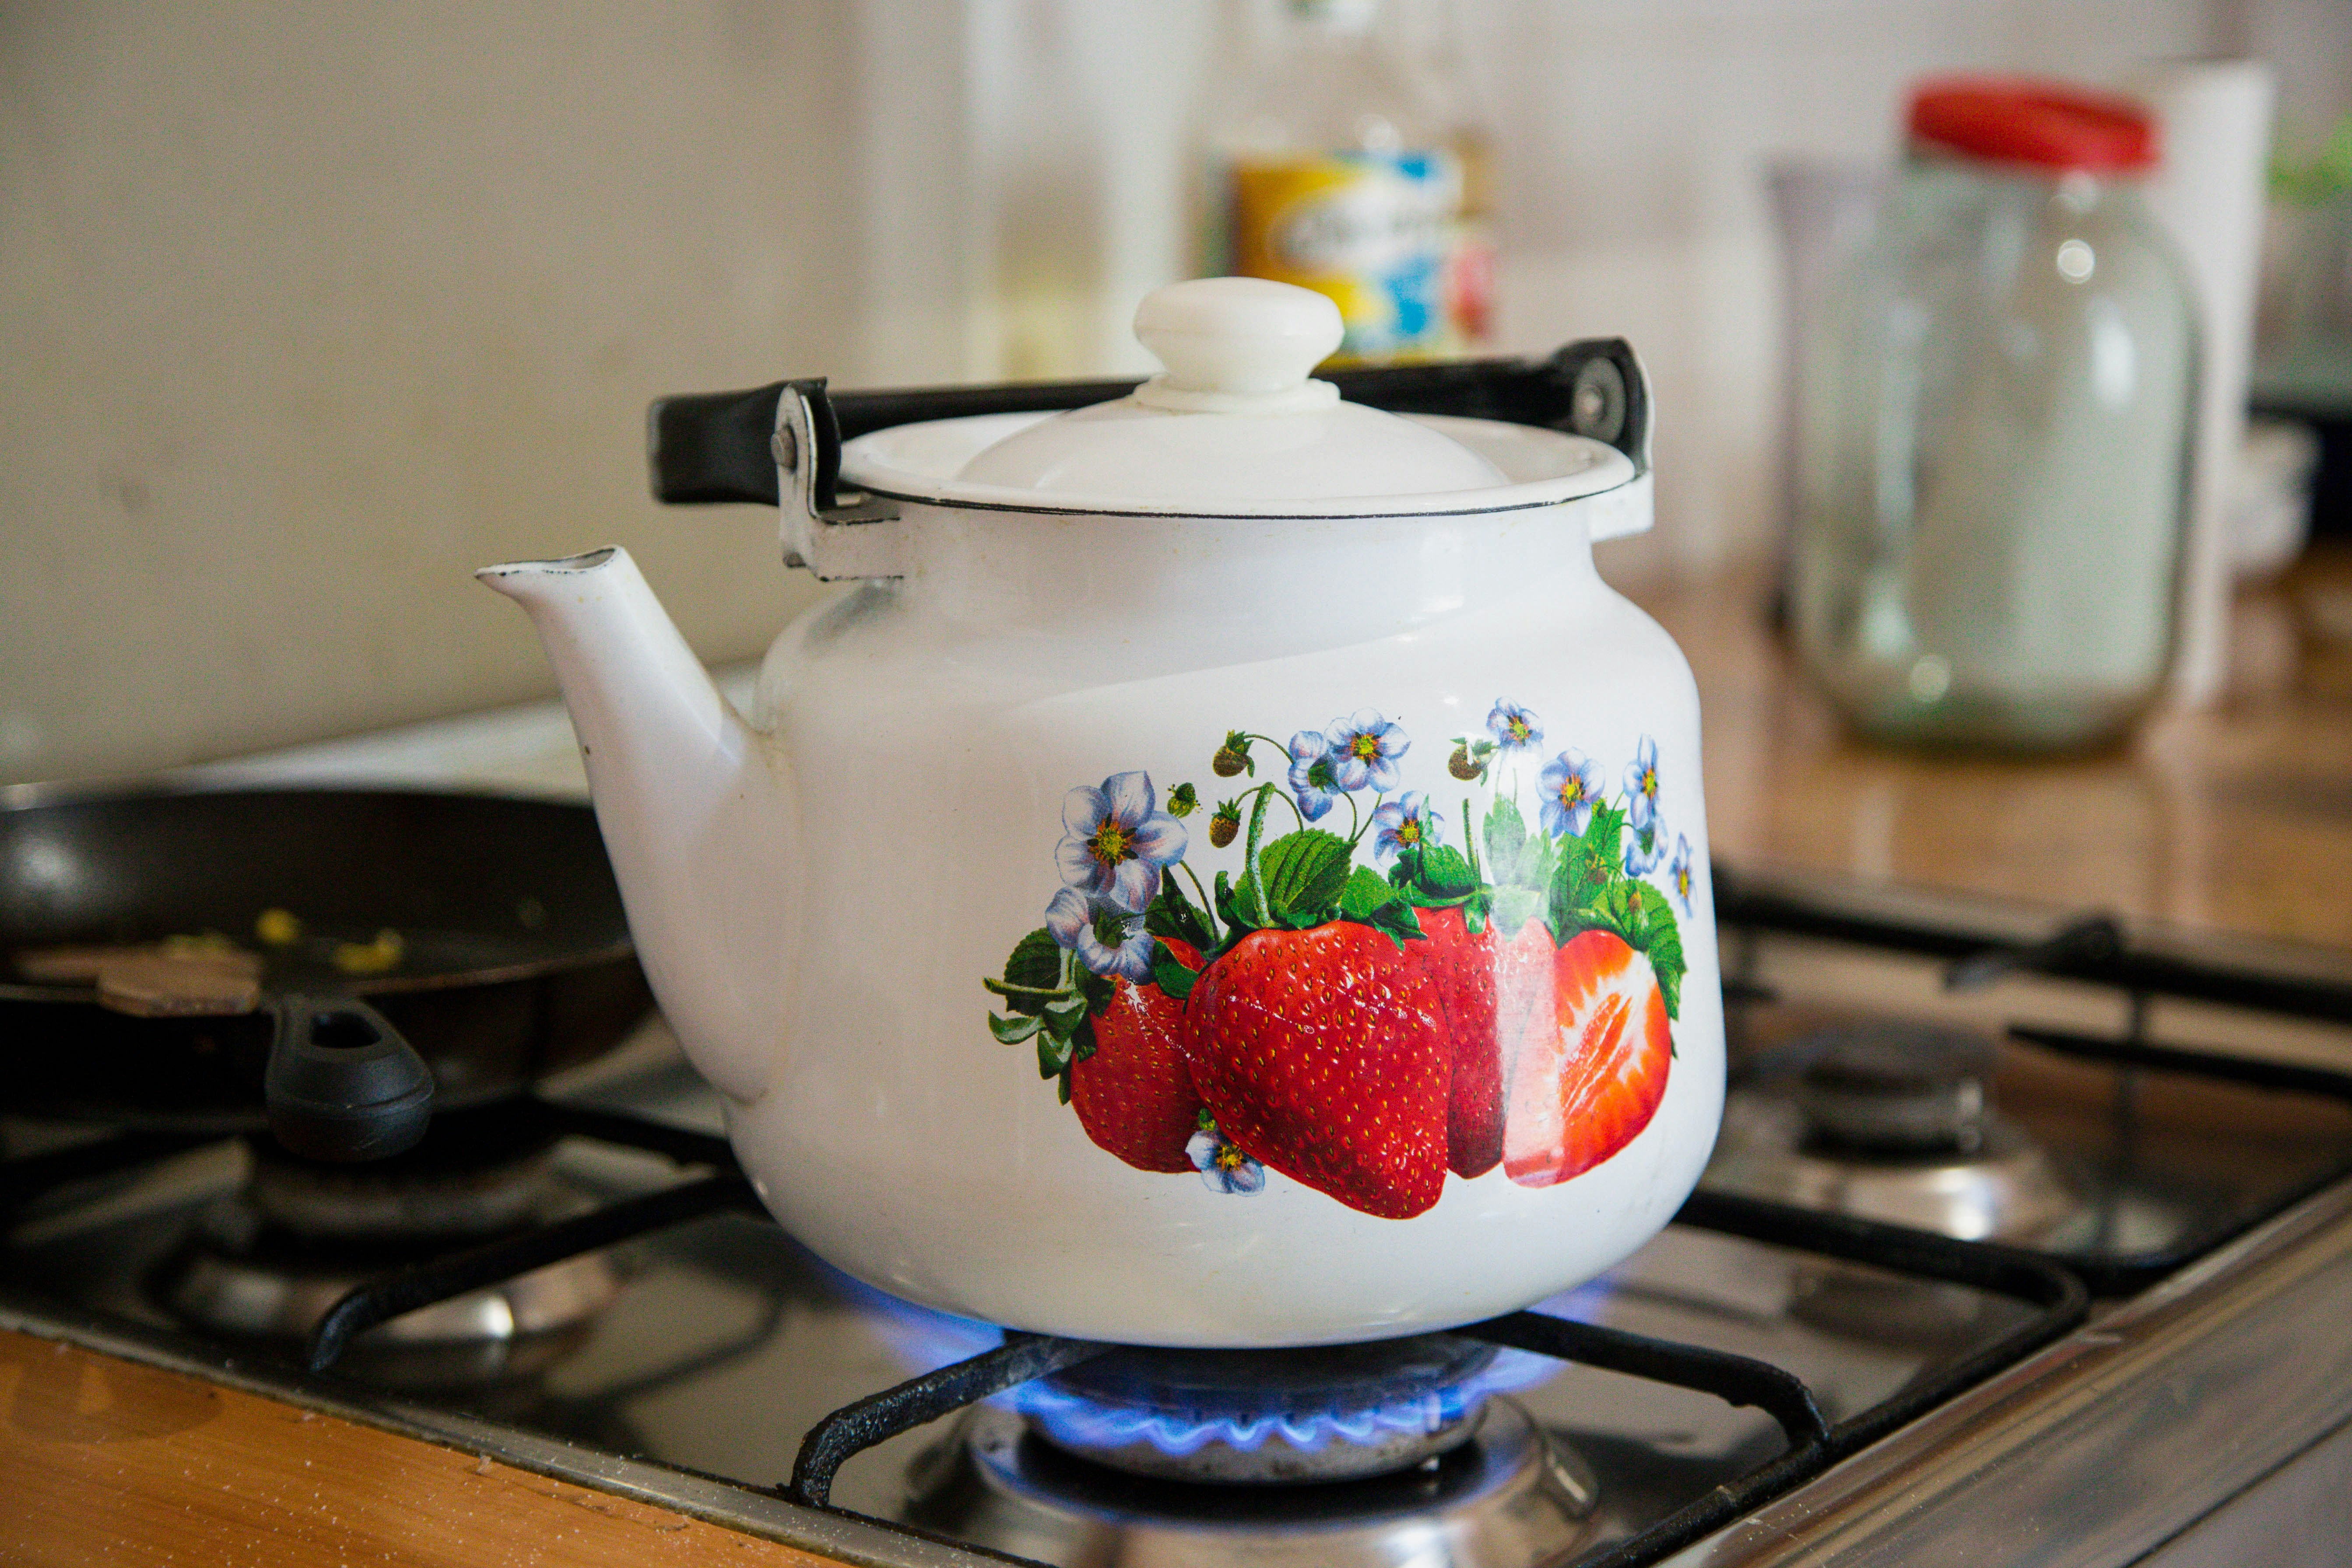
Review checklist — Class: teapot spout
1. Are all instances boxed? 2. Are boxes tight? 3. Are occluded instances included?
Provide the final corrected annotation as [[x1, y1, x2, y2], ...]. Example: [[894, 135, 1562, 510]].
[[477, 547, 791, 1103]]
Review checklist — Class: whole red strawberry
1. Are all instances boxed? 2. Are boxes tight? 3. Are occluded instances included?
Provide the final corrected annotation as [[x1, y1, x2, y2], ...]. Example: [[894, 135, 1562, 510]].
[[1071, 937, 1204, 1173], [1404, 907, 1505, 1179], [1503, 928, 1671, 1187], [1183, 923, 1449, 1219]]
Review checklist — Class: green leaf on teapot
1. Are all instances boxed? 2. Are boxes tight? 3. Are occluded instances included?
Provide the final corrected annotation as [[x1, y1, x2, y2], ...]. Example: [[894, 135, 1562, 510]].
[[1610, 877, 1651, 939], [1483, 797, 1554, 891], [1335, 865, 1425, 950], [1151, 939, 1200, 1000], [1390, 842, 1482, 912], [1641, 904, 1687, 1021], [1036, 1032, 1073, 1080], [1583, 800, 1627, 865], [1418, 844, 1481, 899], [1547, 803, 1625, 936], [1558, 870, 1636, 942], [987, 1010, 1043, 1044], [1232, 829, 1353, 927], [1146, 875, 1214, 951], [1538, 830, 1690, 1021], [1482, 797, 1528, 878], [1035, 1009, 1097, 1096], [1062, 1017, 1099, 1104], [1612, 878, 1687, 1022], [1337, 865, 1402, 919], [992, 928, 1067, 1017], [1213, 869, 1251, 938]]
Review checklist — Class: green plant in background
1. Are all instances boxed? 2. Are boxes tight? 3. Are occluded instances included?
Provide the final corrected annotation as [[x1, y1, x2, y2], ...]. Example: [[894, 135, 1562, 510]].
[[2271, 113, 2352, 207]]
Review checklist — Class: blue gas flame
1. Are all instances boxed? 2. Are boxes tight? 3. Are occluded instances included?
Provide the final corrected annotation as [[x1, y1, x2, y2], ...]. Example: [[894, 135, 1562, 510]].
[[990, 1342, 1560, 1458], [826, 1245, 1605, 1463]]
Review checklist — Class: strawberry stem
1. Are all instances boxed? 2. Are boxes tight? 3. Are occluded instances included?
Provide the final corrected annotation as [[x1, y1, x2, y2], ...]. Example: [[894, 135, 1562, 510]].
[[983, 977, 1076, 1000], [1178, 860, 1221, 943], [1246, 784, 1274, 927]]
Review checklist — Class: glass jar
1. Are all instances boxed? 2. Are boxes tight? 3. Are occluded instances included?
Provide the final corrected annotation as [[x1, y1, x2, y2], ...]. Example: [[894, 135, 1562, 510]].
[[1792, 79, 2198, 750]]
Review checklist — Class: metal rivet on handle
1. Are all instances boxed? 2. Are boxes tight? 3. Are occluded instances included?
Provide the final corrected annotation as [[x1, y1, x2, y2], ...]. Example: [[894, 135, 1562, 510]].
[[771, 425, 798, 473], [1569, 358, 1626, 446]]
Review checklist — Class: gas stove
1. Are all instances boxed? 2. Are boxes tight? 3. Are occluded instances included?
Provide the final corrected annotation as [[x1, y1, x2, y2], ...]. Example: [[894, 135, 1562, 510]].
[[9, 852, 2352, 1567]]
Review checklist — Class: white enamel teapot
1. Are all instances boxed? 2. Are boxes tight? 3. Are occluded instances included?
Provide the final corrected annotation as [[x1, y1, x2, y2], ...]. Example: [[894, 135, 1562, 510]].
[[481, 279, 1723, 1347]]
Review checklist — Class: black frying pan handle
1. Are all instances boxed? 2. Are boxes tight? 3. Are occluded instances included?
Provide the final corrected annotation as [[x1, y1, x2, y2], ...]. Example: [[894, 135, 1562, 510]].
[[264, 996, 434, 1162]]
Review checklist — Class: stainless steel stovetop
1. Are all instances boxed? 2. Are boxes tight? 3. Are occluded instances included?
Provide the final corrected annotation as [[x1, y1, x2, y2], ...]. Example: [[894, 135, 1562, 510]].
[[10, 866, 2352, 1568]]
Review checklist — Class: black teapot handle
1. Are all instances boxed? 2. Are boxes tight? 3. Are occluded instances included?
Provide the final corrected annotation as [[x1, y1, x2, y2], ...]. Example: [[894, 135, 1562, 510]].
[[645, 340, 1650, 512]]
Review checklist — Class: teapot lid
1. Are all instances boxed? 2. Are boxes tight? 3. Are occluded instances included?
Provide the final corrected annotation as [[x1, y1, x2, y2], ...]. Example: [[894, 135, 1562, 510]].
[[836, 279, 1636, 519]]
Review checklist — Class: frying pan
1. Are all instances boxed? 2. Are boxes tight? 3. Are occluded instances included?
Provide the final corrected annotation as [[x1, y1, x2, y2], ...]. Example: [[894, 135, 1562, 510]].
[[0, 786, 655, 1157]]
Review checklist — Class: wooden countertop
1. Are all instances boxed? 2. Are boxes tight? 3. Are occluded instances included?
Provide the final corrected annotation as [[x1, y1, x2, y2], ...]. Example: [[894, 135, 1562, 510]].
[[1626, 548, 2352, 952], [0, 1328, 830, 1567]]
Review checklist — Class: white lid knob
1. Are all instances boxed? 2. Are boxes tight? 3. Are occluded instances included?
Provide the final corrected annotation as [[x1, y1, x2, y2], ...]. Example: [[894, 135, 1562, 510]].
[[1132, 278, 1345, 413]]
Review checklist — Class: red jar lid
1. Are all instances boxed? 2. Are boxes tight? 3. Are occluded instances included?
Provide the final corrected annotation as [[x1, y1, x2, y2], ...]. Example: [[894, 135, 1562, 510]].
[[1908, 77, 2159, 174]]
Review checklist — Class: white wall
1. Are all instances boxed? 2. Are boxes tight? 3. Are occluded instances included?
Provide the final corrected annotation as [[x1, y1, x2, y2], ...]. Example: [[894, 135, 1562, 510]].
[[14, 0, 2344, 785], [1466, 0, 2233, 576], [1, 1, 858, 783]]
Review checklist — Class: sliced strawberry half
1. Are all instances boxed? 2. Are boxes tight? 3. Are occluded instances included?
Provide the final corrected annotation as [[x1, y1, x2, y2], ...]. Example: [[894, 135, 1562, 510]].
[[1184, 923, 1449, 1219], [1502, 928, 1671, 1187], [1071, 937, 1203, 1173]]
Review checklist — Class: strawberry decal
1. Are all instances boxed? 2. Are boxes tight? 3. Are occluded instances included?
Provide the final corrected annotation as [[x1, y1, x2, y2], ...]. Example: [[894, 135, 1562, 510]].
[[1072, 936, 1204, 1173], [1503, 929, 1672, 1186], [1408, 905, 1506, 1179], [983, 703, 1694, 1220], [1186, 921, 1449, 1217]]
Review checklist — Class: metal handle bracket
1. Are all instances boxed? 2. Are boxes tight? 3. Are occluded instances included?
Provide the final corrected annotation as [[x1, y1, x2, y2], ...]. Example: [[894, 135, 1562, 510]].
[[770, 379, 904, 582]]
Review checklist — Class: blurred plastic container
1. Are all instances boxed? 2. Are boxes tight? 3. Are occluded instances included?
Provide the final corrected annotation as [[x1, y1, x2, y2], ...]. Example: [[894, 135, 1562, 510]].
[[1197, 0, 1492, 364], [1792, 79, 2199, 750]]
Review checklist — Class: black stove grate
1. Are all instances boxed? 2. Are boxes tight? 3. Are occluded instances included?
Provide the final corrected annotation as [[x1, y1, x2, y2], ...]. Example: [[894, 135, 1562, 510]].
[[781, 1311, 1836, 1514], [10, 876, 2352, 1567], [773, 1188, 2083, 1568], [1716, 867, 2352, 1295], [0, 1095, 2089, 1568], [1713, 873, 2352, 1026], [272, 1097, 767, 1370], [0, 1096, 769, 1372], [1994, 1022, 2352, 1292]]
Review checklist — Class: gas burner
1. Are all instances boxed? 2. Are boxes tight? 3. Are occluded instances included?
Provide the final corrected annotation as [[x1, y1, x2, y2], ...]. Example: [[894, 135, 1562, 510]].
[[909, 1397, 1595, 1568], [1796, 1022, 2001, 1155], [158, 1205, 621, 1354], [1709, 1021, 2077, 1244], [1006, 1336, 1514, 1485], [153, 1116, 625, 1382], [245, 1136, 562, 1240]]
